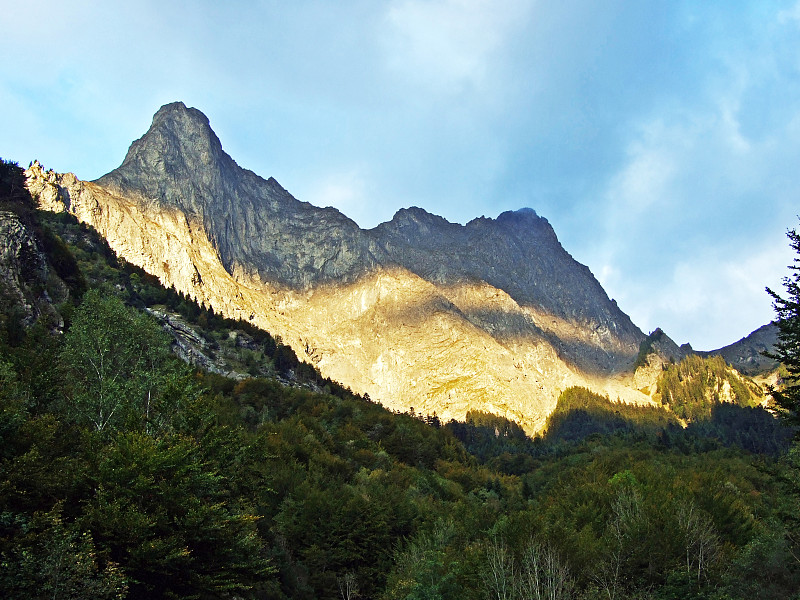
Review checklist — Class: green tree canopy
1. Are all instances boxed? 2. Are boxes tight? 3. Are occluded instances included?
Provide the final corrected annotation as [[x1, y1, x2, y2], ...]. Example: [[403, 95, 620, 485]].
[[60, 290, 190, 434]]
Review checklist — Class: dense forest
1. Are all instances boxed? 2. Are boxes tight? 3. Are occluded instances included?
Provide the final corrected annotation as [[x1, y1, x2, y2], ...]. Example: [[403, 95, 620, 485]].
[[1, 157, 799, 599]]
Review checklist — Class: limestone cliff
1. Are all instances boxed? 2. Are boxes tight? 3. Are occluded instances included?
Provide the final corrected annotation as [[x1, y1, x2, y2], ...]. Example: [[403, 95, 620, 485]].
[[0, 210, 60, 331], [25, 102, 656, 432], [0, 160, 68, 334]]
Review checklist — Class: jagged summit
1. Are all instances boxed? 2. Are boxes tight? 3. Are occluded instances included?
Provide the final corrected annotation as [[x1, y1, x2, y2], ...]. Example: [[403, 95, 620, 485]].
[[26, 102, 657, 430], [382, 206, 454, 229], [96, 102, 380, 288], [98, 101, 231, 200], [131, 103, 639, 350], [496, 207, 539, 223], [373, 200, 637, 343], [154, 100, 207, 122], [97, 101, 288, 218], [91, 103, 641, 350]]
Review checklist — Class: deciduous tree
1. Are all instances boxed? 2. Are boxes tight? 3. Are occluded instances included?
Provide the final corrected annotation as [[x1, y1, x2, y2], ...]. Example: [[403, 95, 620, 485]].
[[60, 290, 192, 434]]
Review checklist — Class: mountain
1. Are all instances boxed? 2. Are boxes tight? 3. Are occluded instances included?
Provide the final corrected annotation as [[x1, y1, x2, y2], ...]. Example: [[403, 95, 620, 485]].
[[23, 101, 765, 431], [96, 103, 382, 288], [700, 323, 780, 376]]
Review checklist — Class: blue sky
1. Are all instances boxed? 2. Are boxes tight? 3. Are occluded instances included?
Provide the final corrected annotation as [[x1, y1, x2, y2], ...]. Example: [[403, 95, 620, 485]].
[[3, 0, 799, 350]]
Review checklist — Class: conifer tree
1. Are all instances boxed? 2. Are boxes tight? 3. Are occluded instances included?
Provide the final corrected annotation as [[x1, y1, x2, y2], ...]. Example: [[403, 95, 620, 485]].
[[766, 225, 800, 433]]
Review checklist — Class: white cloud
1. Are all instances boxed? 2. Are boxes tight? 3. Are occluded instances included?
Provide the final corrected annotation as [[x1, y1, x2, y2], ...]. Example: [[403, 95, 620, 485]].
[[622, 238, 794, 349], [778, 1, 800, 25], [595, 263, 621, 295], [594, 18, 800, 348], [382, 0, 533, 95], [300, 167, 389, 228], [608, 128, 679, 214]]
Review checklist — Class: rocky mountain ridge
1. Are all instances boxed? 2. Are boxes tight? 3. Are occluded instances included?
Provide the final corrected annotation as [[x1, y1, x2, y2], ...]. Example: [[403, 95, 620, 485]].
[[98, 104, 637, 330], [99, 102, 644, 370], [700, 323, 780, 376], [96, 103, 383, 289], [21, 102, 773, 431]]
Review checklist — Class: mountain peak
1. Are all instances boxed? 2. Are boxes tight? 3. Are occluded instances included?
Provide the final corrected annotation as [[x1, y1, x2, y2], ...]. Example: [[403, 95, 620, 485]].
[[94, 103, 380, 288], [384, 206, 454, 233], [493, 207, 553, 235], [497, 207, 539, 221], [24, 101, 659, 433], [95, 102, 229, 204], [153, 100, 189, 115], [149, 101, 213, 134], [91, 104, 641, 342]]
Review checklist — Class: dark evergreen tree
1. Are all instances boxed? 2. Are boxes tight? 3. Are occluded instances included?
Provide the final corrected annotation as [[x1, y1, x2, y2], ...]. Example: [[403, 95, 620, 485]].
[[766, 225, 800, 434]]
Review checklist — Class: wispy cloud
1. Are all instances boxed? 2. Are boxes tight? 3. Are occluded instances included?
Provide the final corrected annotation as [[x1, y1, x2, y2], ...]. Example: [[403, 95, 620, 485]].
[[607, 120, 681, 215], [598, 79, 800, 345], [303, 167, 374, 223], [622, 237, 794, 348], [382, 0, 533, 96], [778, 0, 800, 25]]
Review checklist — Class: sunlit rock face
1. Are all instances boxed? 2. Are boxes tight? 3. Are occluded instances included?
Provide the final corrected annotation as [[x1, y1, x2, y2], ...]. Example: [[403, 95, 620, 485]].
[[25, 102, 652, 432], [96, 102, 384, 289], [372, 206, 644, 374]]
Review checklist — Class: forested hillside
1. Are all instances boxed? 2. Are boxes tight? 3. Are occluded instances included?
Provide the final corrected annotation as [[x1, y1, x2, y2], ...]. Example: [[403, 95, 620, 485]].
[[2, 157, 800, 599]]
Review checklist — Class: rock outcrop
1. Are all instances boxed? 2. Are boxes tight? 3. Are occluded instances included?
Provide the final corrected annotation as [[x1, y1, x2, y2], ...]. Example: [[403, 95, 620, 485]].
[[702, 323, 780, 376], [631, 328, 691, 395], [26, 102, 658, 432], [0, 211, 50, 325], [0, 205, 67, 335]]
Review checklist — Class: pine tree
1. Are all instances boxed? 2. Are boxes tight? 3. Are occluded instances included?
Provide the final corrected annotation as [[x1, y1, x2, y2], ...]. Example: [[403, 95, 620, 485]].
[[766, 225, 800, 434]]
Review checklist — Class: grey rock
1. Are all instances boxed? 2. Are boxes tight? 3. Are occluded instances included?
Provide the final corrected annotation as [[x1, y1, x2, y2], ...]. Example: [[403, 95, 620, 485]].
[[703, 323, 779, 376], [147, 307, 249, 379], [97, 102, 385, 288], [96, 102, 644, 371], [371, 205, 644, 370], [0, 210, 63, 332]]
